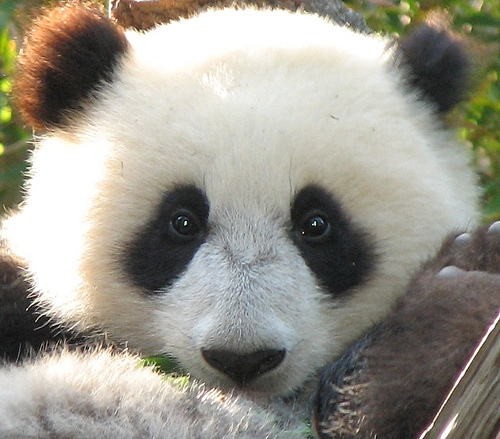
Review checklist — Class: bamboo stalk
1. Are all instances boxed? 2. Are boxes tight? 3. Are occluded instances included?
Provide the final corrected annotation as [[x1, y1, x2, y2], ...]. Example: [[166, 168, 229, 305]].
[[420, 310, 500, 439]]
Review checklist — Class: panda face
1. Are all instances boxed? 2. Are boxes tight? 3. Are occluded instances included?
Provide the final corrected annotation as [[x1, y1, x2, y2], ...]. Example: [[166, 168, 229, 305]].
[[7, 7, 478, 396], [121, 183, 374, 392]]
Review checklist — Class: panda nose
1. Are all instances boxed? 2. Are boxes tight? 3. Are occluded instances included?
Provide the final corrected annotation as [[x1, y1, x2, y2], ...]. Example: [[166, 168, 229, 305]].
[[201, 348, 286, 386]]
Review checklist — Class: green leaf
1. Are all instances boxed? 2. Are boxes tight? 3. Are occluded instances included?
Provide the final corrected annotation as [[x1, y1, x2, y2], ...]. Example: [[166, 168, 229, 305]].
[[140, 355, 181, 374], [1, 105, 12, 123]]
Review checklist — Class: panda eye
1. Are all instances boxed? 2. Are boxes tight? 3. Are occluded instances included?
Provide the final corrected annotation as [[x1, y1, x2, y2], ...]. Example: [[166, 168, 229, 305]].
[[300, 212, 331, 242], [169, 210, 201, 240]]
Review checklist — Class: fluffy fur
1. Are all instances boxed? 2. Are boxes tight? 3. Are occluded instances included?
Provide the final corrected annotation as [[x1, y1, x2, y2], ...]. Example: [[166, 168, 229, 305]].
[[0, 3, 494, 438], [0, 349, 305, 438], [15, 5, 129, 130], [314, 223, 500, 438]]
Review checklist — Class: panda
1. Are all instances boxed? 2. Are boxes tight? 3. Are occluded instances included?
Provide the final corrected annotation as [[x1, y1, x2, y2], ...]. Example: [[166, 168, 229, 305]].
[[0, 2, 499, 438]]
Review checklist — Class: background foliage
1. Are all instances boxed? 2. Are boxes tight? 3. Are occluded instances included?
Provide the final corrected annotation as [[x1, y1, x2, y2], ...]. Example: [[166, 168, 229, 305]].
[[1, 0, 499, 219], [346, 0, 500, 221]]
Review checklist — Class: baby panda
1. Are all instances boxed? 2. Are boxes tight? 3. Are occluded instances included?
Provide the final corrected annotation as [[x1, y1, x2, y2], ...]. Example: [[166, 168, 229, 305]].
[[0, 2, 498, 438]]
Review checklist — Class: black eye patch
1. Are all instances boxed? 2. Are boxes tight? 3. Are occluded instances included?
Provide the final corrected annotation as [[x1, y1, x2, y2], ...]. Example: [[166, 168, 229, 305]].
[[291, 185, 376, 297], [124, 185, 209, 293]]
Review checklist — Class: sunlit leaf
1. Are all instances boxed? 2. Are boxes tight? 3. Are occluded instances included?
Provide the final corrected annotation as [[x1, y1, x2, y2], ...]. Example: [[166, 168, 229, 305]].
[[0, 106, 12, 123], [0, 78, 12, 94], [141, 355, 181, 374]]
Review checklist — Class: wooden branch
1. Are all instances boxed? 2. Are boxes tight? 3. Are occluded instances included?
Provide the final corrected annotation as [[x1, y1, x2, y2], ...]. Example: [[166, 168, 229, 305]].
[[420, 310, 500, 439]]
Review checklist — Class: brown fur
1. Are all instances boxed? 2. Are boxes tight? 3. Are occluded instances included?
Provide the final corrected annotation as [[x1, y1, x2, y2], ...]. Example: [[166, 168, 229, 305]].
[[362, 271, 500, 437], [15, 2, 129, 131], [315, 223, 500, 438]]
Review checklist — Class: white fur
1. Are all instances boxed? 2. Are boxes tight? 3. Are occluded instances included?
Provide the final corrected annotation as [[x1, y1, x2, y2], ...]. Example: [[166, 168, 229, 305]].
[[0, 349, 304, 438], [4, 6, 478, 412]]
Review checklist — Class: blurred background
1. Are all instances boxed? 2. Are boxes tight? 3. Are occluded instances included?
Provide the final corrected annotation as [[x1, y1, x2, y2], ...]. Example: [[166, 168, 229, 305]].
[[1, 0, 499, 219]]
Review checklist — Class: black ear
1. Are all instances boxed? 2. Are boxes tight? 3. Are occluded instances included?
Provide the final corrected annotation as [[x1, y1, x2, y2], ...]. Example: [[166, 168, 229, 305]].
[[15, 3, 129, 131], [396, 22, 471, 113]]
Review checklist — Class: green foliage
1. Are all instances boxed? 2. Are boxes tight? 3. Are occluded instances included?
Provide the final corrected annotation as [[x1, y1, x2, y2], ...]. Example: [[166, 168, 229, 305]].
[[345, 0, 500, 221], [0, 0, 29, 209], [141, 355, 182, 375]]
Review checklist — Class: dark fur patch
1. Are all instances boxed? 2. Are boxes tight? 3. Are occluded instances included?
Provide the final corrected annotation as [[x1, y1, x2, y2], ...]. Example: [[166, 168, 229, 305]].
[[291, 185, 376, 297], [15, 3, 129, 131], [0, 240, 71, 362], [396, 22, 471, 113], [312, 334, 372, 438], [125, 185, 210, 293], [314, 223, 500, 439]]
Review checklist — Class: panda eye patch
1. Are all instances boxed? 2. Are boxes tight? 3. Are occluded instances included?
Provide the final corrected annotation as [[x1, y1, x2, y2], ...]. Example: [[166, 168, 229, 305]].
[[125, 185, 209, 292], [291, 185, 376, 296]]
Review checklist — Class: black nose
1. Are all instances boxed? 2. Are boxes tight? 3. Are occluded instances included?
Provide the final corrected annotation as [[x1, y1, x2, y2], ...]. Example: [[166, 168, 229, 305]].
[[201, 348, 286, 386]]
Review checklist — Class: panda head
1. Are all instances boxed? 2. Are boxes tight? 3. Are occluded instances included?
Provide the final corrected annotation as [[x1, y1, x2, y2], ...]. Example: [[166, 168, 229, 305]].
[[7, 4, 478, 395]]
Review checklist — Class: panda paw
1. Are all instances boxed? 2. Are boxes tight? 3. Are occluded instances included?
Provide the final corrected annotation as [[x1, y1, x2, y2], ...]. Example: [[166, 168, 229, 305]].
[[313, 222, 500, 439], [432, 220, 500, 275]]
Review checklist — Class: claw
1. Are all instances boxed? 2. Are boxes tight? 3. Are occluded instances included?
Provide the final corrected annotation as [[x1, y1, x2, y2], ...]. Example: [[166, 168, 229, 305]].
[[437, 265, 466, 278], [453, 232, 471, 246], [487, 221, 500, 235]]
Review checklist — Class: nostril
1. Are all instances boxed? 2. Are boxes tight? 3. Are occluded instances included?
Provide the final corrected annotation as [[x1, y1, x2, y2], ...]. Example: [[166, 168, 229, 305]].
[[201, 348, 286, 386]]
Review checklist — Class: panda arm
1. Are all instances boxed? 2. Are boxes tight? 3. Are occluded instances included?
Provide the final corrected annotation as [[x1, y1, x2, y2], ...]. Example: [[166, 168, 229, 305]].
[[0, 348, 306, 439], [313, 222, 500, 439], [0, 240, 62, 362]]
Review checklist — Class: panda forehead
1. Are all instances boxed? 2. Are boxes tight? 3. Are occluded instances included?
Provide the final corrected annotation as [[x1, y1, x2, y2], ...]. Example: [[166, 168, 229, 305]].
[[94, 52, 402, 208], [124, 9, 386, 72], [94, 8, 400, 155], [82, 8, 445, 230], [92, 69, 430, 235]]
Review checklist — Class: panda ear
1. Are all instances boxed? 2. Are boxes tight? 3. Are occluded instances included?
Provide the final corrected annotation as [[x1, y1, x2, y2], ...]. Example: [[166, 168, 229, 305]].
[[395, 22, 471, 113], [15, 3, 129, 131]]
